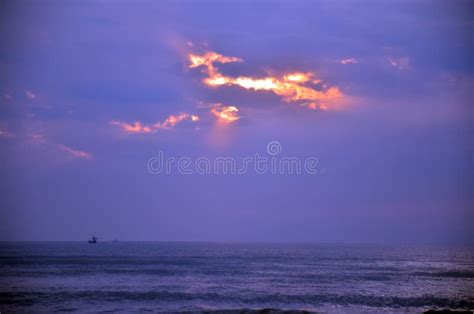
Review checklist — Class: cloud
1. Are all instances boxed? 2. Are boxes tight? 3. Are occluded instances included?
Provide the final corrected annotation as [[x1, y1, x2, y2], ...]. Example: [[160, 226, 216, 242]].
[[3, 93, 12, 101], [109, 121, 153, 134], [339, 58, 358, 65], [188, 50, 343, 109], [25, 90, 36, 100], [210, 104, 240, 123], [387, 57, 410, 70], [59, 144, 93, 160], [157, 112, 199, 129], [19, 131, 94, 161], [189, 51, 243, 76], [0, 125, 14, 138], [27, 133, 46, 144], [306, 102, 328, 111], [111, 112, 200, 134]]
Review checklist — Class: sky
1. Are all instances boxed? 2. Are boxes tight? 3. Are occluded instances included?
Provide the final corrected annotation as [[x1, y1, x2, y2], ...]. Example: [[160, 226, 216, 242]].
[[0, 0, 472, 244]]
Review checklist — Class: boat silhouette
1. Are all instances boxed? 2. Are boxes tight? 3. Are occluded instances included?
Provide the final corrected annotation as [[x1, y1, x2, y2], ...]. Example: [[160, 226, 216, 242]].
[[88, 236, 98, 244]]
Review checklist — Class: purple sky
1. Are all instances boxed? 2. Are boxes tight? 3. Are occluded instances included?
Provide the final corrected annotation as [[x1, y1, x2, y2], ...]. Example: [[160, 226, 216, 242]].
[[0, 0, 472, 244]]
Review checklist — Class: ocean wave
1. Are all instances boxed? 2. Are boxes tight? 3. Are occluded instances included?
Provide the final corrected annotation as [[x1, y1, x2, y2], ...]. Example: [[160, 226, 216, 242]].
[[0, 256, 206, 266], [412, 271, 474, 278], [1, 291, 473, 310], [0, 266, 249, 278]]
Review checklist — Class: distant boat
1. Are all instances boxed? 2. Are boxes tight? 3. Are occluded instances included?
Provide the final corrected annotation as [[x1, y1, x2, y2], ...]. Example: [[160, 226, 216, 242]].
[[88, 236, 98, 244]]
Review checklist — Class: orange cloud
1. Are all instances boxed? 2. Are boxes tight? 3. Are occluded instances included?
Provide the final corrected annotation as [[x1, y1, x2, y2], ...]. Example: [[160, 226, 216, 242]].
[[210, 104, 240, 123], [188, 50, 343, 109], [110, 121, 153, 134], [306, 102, 328, 110], [111, 112, 200, 134], [189, 51, 242, 78], [59, 144, 93, 160], [155, 112, 194, 129]]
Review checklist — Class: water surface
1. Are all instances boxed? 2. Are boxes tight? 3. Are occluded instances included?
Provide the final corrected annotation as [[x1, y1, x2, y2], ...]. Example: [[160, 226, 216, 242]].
[[1, 242, 473, 312]]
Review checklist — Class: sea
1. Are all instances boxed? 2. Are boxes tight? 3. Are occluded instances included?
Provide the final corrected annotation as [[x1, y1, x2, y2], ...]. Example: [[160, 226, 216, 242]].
[[0, 242, 473, 313]]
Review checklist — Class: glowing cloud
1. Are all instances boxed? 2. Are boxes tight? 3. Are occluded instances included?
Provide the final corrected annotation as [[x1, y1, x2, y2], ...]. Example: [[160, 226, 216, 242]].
[[59, 144, 93, 160], [188, 50, 343, 109], [111, 112, 199, 134], [155, 112, 194, 129], [307, 102, 328, 111], [110, 121, 152, 134], [189, 51, 242, 78], [210, 104, 240, 123]]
